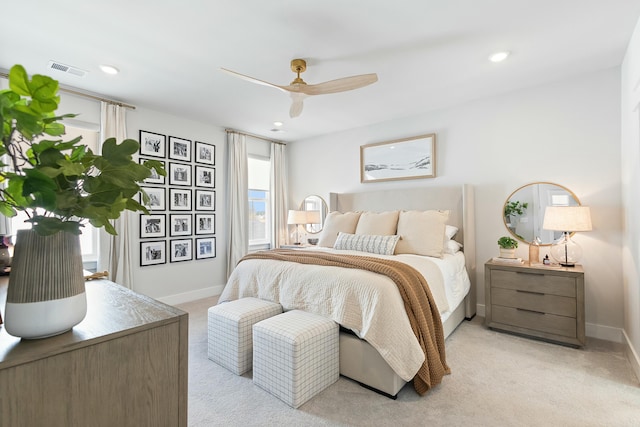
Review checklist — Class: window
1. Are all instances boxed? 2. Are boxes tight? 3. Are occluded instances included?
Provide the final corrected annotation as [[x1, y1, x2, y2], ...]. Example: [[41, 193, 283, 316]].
[[248, 156, 271, 248], [8, 123, 100, 267]]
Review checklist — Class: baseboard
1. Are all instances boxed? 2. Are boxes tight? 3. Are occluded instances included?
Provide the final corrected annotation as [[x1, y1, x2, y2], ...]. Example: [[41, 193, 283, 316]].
[[585, 322, 624, 343], [623, 329, 640, 383], [157, 284, 224, 305]]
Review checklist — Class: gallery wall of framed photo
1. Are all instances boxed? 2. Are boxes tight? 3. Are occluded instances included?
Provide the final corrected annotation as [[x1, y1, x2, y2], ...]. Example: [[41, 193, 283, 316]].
[[139, 130, 217, 267]]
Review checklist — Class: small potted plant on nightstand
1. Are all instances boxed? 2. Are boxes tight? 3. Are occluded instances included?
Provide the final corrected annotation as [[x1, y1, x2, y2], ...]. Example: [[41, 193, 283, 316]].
[[497, 236, 518, 259]]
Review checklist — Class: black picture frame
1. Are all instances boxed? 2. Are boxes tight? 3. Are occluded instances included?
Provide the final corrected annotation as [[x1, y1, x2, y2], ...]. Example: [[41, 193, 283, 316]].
[[170, 213, 192, 237], [195, 237, 216, 259], [170, 238, 193, 263], [140, 214, 166, 239], [140, 186, 166, 211], [169, 136, 192, 162], [195, 190, 215, 211], [140, 240, 167, 266], [169, 188, 192, 211], [140, 158, 166, 185], [169, 162, 192, 186], [139, 130, 166, 158], [195, 166, 215, 188], [195, 213, 215, 235], [195, 141, 215, 165]]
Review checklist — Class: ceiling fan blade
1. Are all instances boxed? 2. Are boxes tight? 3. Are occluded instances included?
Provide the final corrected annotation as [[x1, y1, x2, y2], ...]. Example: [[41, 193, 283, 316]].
[[292, 73, 378, 96], [220, 68, 288, 93], [289, 93, 307, 118]]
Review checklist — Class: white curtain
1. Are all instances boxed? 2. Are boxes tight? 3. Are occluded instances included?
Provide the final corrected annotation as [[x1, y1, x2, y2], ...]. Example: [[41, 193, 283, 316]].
[[98, 102, 134, 288], [270, 142, 289, 248], [225, 131, 249, 278]]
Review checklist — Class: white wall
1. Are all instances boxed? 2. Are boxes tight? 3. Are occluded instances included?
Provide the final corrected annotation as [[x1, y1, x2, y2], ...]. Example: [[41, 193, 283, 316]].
[[288, 68, 623, 339], [56, 93, 229, 303], [621, 16, 640, 380]]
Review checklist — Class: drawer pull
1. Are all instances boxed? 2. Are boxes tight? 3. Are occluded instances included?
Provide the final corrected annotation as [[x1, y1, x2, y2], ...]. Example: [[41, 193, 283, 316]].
[[516, 289, 545, 296], [517, 308, 546, 315], [515, 271, 544, 276]]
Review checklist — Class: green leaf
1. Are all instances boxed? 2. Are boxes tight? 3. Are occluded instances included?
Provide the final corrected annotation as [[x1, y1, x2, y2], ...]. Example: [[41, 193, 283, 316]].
[[101, 137, 139, 166], [8, 65, 30, 96]]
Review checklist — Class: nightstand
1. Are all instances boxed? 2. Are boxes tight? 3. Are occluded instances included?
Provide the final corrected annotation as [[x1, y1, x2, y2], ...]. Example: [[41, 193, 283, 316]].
[[484, 259, 585, 347]]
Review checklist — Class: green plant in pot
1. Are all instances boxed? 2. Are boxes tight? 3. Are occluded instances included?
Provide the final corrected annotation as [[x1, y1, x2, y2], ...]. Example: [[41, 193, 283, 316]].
[[497, 236, 518, 259], [0, 65, 165, 339]]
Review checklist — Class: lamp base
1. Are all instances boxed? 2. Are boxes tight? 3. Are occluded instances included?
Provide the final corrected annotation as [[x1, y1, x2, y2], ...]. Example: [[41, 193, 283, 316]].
[[559, 262, 576, 267], [550, 232, 583, 267]]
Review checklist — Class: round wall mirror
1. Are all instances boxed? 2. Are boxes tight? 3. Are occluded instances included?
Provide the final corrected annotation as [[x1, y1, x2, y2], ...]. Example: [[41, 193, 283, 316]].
[[504, 182, 581, 245], [299, 195, 328, 234]]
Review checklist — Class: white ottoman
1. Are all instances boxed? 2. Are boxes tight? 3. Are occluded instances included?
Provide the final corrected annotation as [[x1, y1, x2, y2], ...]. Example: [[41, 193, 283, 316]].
[[252, 310, 339, 408], [208, 298, 283, 375]]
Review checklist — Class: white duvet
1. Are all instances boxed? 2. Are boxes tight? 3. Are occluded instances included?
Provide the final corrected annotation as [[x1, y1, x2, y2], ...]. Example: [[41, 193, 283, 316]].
[[219, 247, 469, 381]]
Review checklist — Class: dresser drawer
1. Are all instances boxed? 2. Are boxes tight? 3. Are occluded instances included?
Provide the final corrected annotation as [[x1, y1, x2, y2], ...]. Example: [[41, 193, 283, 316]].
[[490, 269, 576, 297], [491, 305, 577, 338], [491, 287, 577, 317]]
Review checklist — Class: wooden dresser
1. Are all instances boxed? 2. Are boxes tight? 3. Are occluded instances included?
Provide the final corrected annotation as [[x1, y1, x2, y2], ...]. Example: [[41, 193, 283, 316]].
[[0, 278, 188, 427], [484, 259, 585, 347]]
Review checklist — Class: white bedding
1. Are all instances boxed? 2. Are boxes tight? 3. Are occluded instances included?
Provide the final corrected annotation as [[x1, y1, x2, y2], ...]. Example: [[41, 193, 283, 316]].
[[219, 247, 470, 382]]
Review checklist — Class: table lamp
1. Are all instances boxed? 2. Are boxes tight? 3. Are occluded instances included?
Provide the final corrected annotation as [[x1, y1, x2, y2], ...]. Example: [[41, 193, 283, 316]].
[[542, 206, 592, 267], [287, 210, 308, 245]]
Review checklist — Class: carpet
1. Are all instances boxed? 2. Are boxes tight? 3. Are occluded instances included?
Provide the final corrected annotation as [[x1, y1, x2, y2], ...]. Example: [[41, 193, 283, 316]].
[[177, 297, 640, 427]]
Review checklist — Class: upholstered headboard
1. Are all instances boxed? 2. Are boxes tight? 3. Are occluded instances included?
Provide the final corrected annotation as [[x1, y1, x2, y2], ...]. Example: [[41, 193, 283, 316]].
[[329, 184, 476, 318]]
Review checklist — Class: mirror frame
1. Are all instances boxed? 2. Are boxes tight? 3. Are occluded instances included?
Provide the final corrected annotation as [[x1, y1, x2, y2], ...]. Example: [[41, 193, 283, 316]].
[[299, 195, 328, 234], [503, 182, 581, 246]]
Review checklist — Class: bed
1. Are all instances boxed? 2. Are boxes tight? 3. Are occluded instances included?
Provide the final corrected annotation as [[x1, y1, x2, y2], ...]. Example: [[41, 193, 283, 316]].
[[220, 185, 476, 397]]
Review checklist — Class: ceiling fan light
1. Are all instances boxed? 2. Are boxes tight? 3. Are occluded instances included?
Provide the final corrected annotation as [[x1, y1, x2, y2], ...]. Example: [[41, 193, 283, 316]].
[[489, 51, 510, 63]]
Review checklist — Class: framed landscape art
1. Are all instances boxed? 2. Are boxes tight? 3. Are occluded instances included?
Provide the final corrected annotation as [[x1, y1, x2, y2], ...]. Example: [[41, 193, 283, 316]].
[[170, 214, 192, 236], [195, 213, 215, 235], [195, 166, 215, 188], [140, 187, 166, 211], [360, 133, 436, 183], [195, 190, 215, 211], [169, 162, 192, 186]]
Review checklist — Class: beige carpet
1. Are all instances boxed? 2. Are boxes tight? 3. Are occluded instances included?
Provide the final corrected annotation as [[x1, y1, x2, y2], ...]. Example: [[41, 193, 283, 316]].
[[176, 297, 640, 427]]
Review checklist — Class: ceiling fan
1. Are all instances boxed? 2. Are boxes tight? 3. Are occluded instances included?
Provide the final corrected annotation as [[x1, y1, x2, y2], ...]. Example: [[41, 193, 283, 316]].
[[221, 59, 378, 118]]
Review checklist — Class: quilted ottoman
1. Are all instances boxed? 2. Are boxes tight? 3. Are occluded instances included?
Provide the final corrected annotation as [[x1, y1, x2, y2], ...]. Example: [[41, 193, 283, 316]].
[[252, 310, 339, 408], [208, 297, 283, 375]]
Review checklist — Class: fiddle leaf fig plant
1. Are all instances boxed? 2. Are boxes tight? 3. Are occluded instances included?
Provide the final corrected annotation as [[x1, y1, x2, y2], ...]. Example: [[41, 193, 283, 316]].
[[0, 64, 166, 236]]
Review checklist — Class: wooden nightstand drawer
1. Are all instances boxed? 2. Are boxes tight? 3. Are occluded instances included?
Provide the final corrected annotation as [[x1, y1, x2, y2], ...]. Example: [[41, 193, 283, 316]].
[[492, 306, 577, 338], [491, 287, 577, 317], [484, 260, 585, 347], [491, 269, 576, 297]]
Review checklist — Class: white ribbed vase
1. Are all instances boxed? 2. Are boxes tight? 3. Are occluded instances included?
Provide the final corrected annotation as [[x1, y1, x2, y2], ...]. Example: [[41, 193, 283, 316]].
[[4, 229, 86, 339]]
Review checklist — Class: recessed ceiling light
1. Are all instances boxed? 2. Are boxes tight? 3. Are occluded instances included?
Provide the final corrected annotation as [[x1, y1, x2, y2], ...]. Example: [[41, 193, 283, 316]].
[[489, 51, 510, 63], [273, 121, 283, 127], [99, 64, 119, 75]]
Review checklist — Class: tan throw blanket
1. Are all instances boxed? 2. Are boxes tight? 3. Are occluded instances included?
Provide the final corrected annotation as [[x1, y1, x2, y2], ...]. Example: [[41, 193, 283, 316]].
[[239, 249, 450, 395]]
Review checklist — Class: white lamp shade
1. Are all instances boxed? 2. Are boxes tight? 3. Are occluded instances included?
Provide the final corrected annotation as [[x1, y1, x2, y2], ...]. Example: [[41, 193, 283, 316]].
[[542, 206, 592, 232], [287, 210, 307, 225], [305, 211, 321, 224]]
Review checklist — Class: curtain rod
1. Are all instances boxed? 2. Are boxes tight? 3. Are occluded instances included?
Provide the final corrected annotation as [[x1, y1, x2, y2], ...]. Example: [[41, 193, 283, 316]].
[[0, 70, 136, 110], [225, 128, 286, 145]]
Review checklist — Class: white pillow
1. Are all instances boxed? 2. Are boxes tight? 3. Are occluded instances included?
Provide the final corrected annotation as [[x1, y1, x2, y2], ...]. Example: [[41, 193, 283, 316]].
[[334, 232, 400, 255], [394, 210, 450, 258], [355, 211, 399, 235], [444, 239, 463, 254], [317, 211, 362, 248], [445, 225, 459, 240]]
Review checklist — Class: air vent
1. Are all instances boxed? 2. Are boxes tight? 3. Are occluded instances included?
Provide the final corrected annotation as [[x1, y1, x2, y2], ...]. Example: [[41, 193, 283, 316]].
[[47, 61, 87, 78]]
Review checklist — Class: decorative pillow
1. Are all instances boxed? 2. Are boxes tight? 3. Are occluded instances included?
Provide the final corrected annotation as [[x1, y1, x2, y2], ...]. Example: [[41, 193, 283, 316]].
[[445, 225, 459, 240], [444, 239, 463, 255], [394, 210, 450, 258], [317, 211, 362, 248], [355, 211, 399, 236], [334, 232, 400, 255]]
